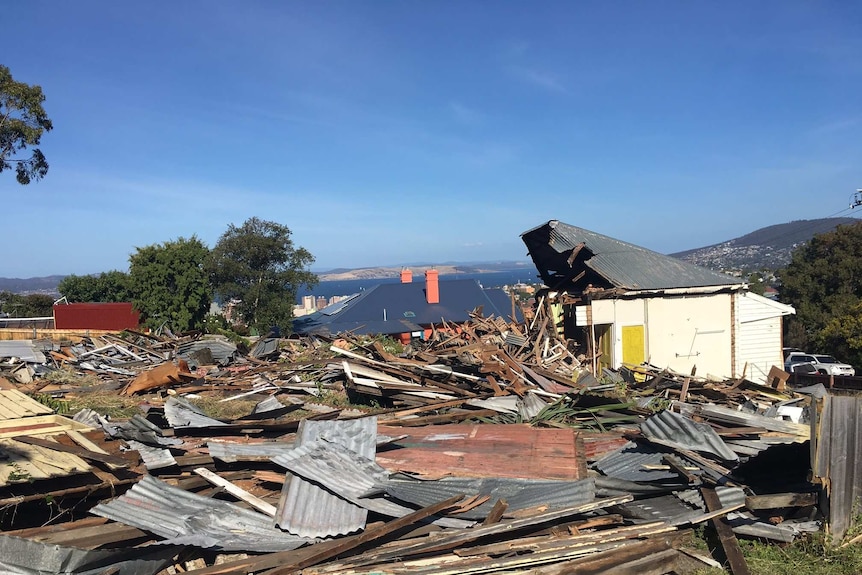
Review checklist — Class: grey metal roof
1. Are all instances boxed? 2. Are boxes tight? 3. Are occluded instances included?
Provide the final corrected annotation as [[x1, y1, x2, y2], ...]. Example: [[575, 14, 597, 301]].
[[0, 340, 47, 363], [382, 477, 595, 521], [91, 475, 312, 552], [275, 416, 378, 537], [640, 409, 739, 462], [521, 220, 742, 291], [0, 532, 178, 575], [593, 441, 684, 482]]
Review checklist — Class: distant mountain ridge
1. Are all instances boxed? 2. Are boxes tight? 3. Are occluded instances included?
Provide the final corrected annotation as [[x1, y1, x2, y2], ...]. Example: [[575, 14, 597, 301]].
[[671, 217, 860, 271]]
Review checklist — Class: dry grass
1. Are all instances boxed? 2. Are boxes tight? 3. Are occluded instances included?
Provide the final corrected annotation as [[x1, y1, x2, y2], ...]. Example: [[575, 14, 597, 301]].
[[186, 395, 263, 421], [42, 367, 102, 387], [67, 391, 147, 419]]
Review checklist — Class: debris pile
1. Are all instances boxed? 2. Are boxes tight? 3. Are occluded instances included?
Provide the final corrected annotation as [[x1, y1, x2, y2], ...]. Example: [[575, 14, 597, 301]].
[[0, 314, 856, 575]]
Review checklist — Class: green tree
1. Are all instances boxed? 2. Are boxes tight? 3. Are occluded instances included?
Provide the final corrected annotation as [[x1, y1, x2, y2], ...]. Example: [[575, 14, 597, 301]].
[[129, 236, 211, 332], [0, 292, 54, 317], [207, 217, 317, 334], [0, 65, 53, 184], [779, 221, 862, 366], [58, 270, 132, 303]]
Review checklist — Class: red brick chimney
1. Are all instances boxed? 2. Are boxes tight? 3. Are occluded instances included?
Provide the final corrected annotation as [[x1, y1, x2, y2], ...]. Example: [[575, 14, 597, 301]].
[[400, 268, 412, 283], [425, 269, 439, 304]]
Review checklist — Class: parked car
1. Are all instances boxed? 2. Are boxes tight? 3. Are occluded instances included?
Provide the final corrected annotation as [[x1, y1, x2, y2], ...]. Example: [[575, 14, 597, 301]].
[[811, 354, 856, 376], [784, 352, 818, 372]]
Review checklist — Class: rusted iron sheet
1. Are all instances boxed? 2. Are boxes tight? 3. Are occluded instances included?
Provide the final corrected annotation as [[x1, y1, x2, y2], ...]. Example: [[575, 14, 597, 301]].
[[376, 423, 587, 480]]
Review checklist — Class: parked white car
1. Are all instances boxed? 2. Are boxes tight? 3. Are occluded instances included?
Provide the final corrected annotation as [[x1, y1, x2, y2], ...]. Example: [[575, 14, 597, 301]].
[[784, 352, 818, 372], [811, 354, 856, 376]]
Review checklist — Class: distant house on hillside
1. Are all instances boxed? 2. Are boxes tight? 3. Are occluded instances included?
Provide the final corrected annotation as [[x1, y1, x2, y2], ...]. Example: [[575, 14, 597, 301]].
[[292, 269, 521, 343], [521, 220, 794, 384]]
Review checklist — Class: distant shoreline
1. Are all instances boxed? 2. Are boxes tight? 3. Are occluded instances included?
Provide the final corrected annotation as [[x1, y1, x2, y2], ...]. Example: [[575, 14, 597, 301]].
[[316, 263, 533, 282]]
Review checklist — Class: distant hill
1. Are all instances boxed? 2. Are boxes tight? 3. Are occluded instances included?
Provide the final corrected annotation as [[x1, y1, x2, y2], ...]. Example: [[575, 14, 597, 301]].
[[671, 217, 860, 271], [0, 275, 64, 295]]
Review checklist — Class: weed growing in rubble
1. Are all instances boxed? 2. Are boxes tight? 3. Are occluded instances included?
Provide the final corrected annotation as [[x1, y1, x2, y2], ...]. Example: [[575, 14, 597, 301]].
[[690, 519, 862, 575], [32, 393, 70, 414]]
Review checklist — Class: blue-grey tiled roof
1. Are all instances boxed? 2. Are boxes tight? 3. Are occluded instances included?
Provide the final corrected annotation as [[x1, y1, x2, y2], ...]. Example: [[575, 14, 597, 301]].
[[521, 220, 742, 291], [292, 279, 518, 336]]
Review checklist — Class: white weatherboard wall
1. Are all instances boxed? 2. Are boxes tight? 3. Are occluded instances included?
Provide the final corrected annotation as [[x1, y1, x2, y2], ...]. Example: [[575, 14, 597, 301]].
[[734, 292, 795, 384], [588, 293, 734, 378]]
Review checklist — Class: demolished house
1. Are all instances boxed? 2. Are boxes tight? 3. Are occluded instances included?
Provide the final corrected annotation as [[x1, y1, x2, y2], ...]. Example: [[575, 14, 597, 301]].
[[0, 223, 860, 574], [521, 219, 795, 385]]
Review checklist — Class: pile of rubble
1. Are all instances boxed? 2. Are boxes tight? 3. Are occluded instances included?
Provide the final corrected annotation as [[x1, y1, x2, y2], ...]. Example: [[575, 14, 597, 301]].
[[0, 310, 852, 575]]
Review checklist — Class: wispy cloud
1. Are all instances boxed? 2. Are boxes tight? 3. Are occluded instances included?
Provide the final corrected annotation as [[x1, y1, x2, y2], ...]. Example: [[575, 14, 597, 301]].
[[809, 115, 862, 136], [507, 65, 568, 94]]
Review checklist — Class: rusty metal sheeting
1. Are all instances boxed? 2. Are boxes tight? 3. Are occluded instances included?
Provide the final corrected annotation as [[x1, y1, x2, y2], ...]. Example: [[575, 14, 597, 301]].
[[0, 532, 178, 575], [593, 441, 685, 482], [641, 409, 739, 462], [811, 389, 862, 541], [91, 475, 312, 552], [383, 476, 596, 521], [275, 416, 378, 537], [376, 423, 587, 480]]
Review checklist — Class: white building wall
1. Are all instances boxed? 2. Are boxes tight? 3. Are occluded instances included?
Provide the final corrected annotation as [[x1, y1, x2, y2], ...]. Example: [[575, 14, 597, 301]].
[[735, 292, 792, 385], [593, 293, 734, 378]]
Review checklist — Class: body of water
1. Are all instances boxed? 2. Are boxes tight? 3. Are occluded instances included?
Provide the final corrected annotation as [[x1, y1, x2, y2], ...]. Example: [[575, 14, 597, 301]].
[[296, 269, 542, 303]]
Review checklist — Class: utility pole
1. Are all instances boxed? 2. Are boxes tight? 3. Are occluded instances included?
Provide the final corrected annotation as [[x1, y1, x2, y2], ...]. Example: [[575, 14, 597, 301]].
[[852, 189, 862, 209]]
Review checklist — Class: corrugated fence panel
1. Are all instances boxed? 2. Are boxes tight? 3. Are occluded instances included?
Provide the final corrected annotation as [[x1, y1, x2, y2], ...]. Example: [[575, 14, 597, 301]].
[[813, 391, 862, 542]]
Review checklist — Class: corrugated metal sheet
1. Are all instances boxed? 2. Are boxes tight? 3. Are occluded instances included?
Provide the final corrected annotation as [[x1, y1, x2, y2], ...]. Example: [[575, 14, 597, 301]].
[[125, 440, 177, 470], [99, 413, 183, 447], [615, 494, 701, 523], [91, 475, 312, 552], [521, 220, 741, 290], [271, 439, 472, 529], [640, 410, 739, 462], [176, 337, 237, 366], [0, 341, 47, 363], [0, 533, 177, 575], [697, 404, 810, 437], [163, 397, 226, 428], [811, 390, 862, 542], [383, 477, 595, 521], [275, 416, 378, 537], [249, 337, 281, 359], [593, 441, 683, 482], [208, 440, 295, 463]]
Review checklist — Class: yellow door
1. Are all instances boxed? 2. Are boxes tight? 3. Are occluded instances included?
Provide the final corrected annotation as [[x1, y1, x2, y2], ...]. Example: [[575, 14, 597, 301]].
[[622, 325, 645, 366]]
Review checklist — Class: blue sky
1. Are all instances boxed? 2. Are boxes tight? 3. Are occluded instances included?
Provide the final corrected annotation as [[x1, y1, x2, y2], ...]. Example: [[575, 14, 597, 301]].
[[3, 1, 861, 278]]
